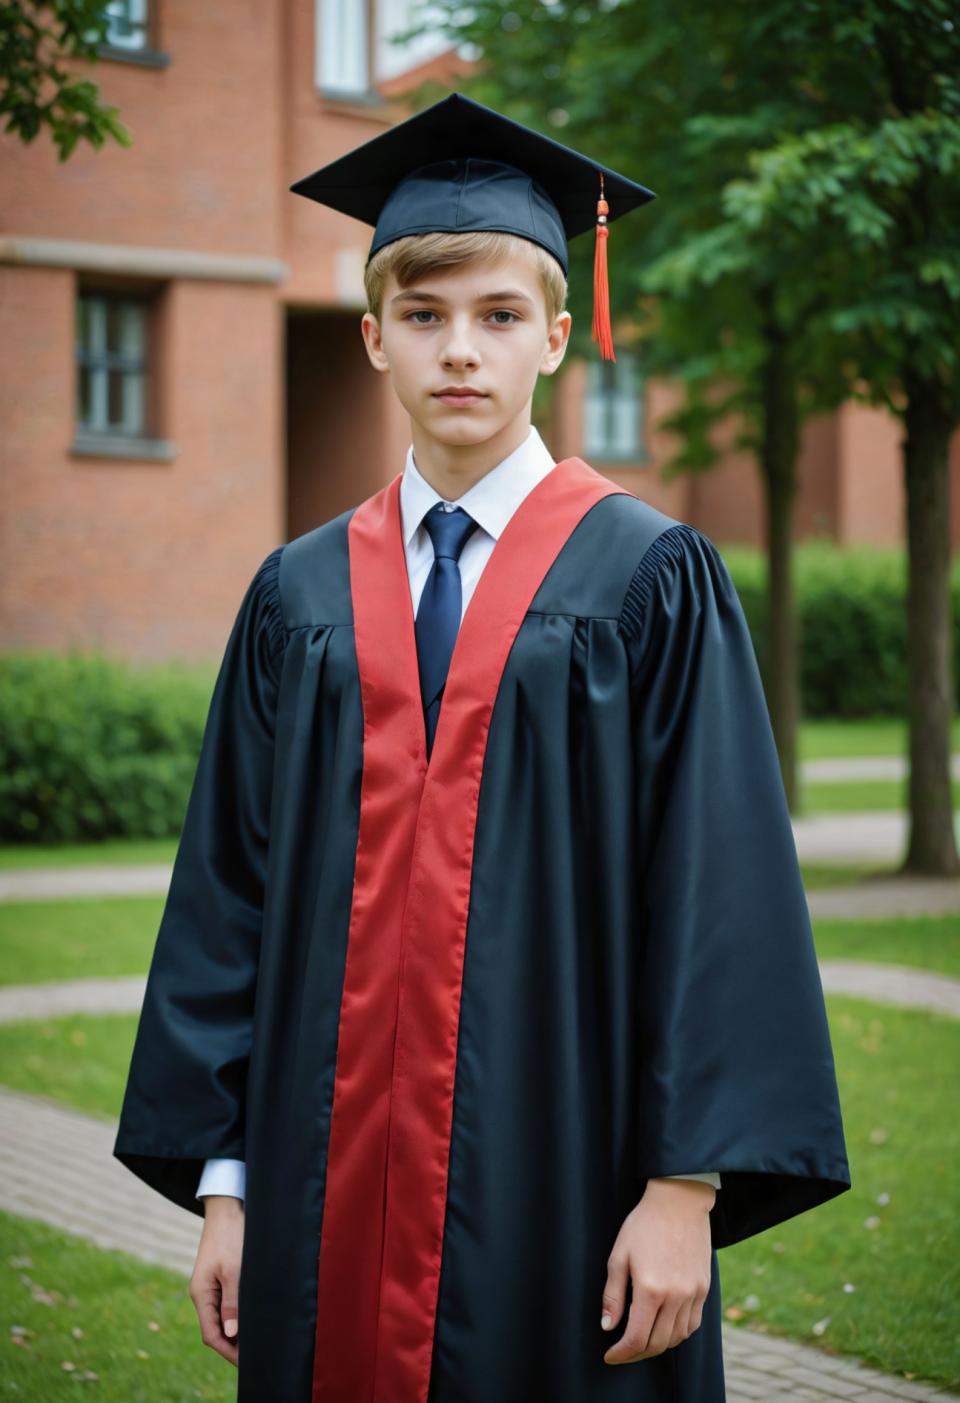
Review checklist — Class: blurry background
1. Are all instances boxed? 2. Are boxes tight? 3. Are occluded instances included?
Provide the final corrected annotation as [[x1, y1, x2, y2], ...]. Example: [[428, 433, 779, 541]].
[[0, 2, 958, 1399]]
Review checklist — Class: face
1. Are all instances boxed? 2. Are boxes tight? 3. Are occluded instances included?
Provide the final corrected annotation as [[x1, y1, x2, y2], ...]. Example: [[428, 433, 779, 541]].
[[360, 247, 571, 452]]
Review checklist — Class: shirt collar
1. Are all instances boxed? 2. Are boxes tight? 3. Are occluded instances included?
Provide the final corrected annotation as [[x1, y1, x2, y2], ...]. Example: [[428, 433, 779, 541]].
[[399, 425, 557, 547]]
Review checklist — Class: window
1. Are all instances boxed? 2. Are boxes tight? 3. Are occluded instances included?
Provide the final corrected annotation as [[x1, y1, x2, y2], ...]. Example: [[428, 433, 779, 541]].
[[317, 0, 370, 96], [315, 1, 454, 96], [76, 292, 149, 437], [103, 0, 150, 51], [582, 350, 647, 462], [375, 0, 452, 82]]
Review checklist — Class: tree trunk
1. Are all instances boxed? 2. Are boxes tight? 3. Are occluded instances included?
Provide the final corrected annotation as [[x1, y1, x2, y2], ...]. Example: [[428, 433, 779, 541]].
[[758, 318, 801, 811], [902, 377, 959, 875]]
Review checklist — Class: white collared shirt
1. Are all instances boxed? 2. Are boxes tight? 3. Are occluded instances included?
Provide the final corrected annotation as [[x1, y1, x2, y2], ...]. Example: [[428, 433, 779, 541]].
[[399, 423, 556, 623], [196, 426, 720, 1202]]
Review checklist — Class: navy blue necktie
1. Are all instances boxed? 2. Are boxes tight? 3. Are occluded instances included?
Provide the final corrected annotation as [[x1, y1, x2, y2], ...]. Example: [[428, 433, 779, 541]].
[[415, 502, 479, 758]]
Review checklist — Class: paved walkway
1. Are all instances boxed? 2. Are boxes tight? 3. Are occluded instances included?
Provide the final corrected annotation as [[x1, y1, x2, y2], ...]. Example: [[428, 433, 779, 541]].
[[803, 756, 960, 782], [3, 837, 960, 914], [2, 961, 959, 1027], [792, 812, 960, 869]]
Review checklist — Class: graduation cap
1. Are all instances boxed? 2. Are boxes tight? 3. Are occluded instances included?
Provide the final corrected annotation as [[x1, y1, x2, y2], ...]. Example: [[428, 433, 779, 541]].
[[289, 91, 656, 361]]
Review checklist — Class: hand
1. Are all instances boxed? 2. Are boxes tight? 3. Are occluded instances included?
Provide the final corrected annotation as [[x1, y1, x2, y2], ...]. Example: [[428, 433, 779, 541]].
[[190, 1195, 244, 1367], [600, 1178, 714, 1365]]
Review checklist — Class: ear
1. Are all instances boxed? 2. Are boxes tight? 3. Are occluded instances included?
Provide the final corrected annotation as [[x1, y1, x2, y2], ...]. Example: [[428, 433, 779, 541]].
[[361, 311, 390, 372], [539, 310, 572, 377]]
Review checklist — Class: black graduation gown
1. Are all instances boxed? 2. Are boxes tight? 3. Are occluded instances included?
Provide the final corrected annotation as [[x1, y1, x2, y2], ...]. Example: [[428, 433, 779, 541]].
[[113, 456, 851, 1403]]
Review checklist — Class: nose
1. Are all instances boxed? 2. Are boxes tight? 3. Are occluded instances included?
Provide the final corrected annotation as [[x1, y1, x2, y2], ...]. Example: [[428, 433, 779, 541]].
[[439, 313, 480, 369]]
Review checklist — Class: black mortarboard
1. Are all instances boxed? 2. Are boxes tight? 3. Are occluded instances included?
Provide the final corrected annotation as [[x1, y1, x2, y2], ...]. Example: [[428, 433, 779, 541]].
[[289, 91, 656, 360]]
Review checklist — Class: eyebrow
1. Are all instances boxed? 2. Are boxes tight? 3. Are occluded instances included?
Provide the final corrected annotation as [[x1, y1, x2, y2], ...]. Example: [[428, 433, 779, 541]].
[[391, 287, 536, 307]]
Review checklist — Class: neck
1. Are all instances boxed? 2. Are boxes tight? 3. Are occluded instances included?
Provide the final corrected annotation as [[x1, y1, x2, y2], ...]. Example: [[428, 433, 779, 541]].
[[410, 413, 533, 501]]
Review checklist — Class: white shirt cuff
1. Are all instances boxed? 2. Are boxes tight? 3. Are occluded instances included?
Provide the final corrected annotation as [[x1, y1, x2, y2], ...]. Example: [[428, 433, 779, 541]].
[[659, 1172, 721, 1188], [196, 1158, 246, 1201]]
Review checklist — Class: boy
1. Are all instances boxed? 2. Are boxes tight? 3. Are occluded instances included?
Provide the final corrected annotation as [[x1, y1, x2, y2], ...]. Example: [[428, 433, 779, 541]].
[[114, 93, 850, 1402]]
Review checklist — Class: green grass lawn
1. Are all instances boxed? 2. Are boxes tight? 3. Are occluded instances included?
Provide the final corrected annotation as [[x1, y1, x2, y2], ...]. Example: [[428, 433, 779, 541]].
[[799, 716, 960, 759], [0, 994, 958, 1389], [812, 914, 960, 979], [801, 778, 960, 813], [0, 838, 178, 870], [800, 863, 892, 891], [0, 896, 164, 987], [1, 1209, 233, 1402], [720, 995, 960, 1392], [0, 1014, 134, 1119]]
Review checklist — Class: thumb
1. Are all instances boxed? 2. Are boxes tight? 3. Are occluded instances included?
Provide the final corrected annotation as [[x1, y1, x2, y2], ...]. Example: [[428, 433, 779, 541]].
[[221, 1276, 239, 1339], [601, 1253, 628, 1332]]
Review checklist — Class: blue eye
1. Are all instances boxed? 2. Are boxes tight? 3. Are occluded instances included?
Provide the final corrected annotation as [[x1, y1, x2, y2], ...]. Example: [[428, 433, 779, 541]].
[[404, 308, 520, 325]]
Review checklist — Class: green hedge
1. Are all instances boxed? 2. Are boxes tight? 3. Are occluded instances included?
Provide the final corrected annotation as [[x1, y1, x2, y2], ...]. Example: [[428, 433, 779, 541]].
[[0, 542, 957, 844], [0, 653, 216, 844], [723, 539, 960, 719]]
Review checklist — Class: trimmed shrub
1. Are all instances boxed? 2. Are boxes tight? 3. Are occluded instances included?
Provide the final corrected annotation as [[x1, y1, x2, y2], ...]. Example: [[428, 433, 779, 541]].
[[0, 652, 216, 844], [0, 541, 955, 844]]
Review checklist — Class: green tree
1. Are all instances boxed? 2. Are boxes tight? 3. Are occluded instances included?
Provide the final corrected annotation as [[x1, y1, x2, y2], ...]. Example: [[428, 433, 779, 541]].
[[1, 1, 131, 161], [405, 0, 959, 873], [721, 0, 960, 873]]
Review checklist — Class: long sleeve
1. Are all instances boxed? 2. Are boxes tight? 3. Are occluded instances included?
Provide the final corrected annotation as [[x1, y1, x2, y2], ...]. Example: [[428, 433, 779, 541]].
[[659, 1173, 721, 1188], [197, 1157, 247, 1201], [619, 523, 850, 1249], [113, 546, 286, 1217]]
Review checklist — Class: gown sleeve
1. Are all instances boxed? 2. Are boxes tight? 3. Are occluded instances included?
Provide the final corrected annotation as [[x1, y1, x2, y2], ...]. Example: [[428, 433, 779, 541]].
[[112, 546, 286, 1217], [619, 522, 851, 1249]]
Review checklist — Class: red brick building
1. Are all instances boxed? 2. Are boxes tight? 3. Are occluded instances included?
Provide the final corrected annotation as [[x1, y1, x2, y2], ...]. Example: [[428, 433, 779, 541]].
[[2, 1, 956, 659]]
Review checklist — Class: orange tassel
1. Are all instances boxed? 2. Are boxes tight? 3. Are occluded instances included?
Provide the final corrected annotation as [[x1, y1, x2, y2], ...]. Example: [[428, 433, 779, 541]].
[[591, 172, 616, 361]]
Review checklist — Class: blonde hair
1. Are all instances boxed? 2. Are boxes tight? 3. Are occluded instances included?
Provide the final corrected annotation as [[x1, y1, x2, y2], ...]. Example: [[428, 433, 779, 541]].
[[364, 229, 568, 325]]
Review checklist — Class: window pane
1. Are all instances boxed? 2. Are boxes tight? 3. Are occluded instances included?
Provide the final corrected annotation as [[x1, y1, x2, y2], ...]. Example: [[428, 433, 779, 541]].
[[105, 0, 148, 50], [118, 301, 146, 360], [108, 369, 125, 427], [582, 351, 645, 459], [90, 366, 109, 431], [122, 371, 146, 435], [106, 300, 124, 356], [583, 396, 606, 456], [78, 365, 91, 424], [87, 297, 106, 356], [318, 0, 368, 93], [612, 395, 638, 456]]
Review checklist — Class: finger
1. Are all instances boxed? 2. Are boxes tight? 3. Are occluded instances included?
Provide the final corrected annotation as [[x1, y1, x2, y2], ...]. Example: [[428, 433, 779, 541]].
[[221, 1269, 240, 1341], [194, 1283, 239, 1366], [667, 1297, 693, 1349], [600, 1250, 629, 1334], [634, 1298, 681, 1359], [603, 1276, 659, 1364]]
